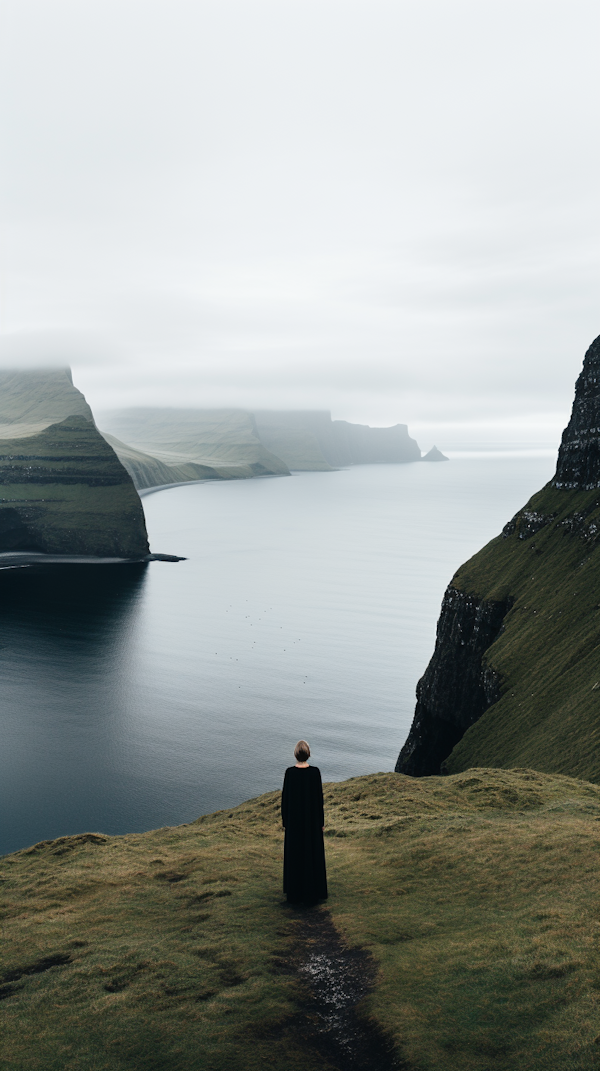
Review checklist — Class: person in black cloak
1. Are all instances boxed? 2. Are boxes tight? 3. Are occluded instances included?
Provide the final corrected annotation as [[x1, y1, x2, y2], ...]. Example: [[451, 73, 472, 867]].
[[281, 739, 328, 904]]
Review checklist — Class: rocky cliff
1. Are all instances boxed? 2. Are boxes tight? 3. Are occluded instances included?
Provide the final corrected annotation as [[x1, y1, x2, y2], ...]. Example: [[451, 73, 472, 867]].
[[396, 334, 600, 784], [551, 334, 600, 489], [0, 370, 149, 557], [253, 410, 421, 469]]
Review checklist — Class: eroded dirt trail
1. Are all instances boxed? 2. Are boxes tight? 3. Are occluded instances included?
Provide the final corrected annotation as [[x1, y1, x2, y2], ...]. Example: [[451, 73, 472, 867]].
[[275, 907, 407, 1071]]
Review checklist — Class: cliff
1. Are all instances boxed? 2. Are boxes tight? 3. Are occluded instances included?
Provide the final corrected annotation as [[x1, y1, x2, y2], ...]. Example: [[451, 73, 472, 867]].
[[396, 334, 600, 784], [251, 411, 334, 470], [253, 410, 421, 469], [0, 370, 149, 557], [100, 408, 291, 487], [99, 408, 422, 485], [101, 433, 226, 492]]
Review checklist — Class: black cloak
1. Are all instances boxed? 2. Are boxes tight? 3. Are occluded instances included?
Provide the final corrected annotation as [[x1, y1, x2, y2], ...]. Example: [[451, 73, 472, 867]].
[[281, 765, 328, 903]]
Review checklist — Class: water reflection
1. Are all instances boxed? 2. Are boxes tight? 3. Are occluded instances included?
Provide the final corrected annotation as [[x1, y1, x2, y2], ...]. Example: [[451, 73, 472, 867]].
[[0, 565, 148, 854]]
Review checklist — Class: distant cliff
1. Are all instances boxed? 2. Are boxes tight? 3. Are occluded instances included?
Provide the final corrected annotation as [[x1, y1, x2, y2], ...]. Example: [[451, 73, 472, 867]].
[[100, 408, 290, 488], [253, 410, 421, 470], [396, 334, 600, 785], [0, 370, 149, 557], [101, 407, 422, 489], [102, 433, 228, 492]]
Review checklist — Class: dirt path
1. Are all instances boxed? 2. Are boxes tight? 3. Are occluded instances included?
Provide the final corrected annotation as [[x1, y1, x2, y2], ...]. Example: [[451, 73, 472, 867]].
[[275, 906, 408, 1071]]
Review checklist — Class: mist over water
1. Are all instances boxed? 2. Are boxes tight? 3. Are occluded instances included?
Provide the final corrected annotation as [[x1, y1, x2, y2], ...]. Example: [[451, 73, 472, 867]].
[[0, 454, 556, 855]]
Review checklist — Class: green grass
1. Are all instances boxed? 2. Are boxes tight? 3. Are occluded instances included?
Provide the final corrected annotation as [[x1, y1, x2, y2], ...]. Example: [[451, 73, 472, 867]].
[[442, 485, 600, 782], [0, 417, 149, 556], [2, 768, 598, 1070]]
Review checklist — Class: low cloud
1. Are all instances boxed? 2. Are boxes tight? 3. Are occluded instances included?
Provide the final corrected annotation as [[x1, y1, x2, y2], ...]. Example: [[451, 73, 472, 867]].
[[2, 1, 599, 446]]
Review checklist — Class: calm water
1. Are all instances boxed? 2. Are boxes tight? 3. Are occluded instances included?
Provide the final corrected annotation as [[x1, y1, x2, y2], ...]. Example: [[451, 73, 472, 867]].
[[0, 454, 556, 855]]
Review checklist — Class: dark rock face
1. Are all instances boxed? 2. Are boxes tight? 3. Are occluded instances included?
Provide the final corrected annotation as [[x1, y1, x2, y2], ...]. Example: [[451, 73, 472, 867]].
[[395, 587, 511, 776], [553, 334, 600, 489]]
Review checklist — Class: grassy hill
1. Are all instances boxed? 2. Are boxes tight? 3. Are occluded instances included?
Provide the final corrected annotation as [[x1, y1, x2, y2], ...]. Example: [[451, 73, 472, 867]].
[[2, 768, 598, 1071]]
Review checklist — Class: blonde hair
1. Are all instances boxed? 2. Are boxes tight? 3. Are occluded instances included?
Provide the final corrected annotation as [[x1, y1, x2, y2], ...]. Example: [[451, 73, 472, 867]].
[[294, 740, 310, 762]]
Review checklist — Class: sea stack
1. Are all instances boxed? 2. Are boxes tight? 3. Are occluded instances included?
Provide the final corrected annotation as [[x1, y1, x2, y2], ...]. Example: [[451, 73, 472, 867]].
[[0, 369, 149, 557], [421, 445, 448, 462], [395, 334, 600, 784]]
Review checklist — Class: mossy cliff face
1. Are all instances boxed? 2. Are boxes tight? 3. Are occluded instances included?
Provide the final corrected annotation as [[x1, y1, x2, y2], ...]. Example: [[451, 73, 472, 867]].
[[0, 370, 149, 557], [396, 334, 600, 783]]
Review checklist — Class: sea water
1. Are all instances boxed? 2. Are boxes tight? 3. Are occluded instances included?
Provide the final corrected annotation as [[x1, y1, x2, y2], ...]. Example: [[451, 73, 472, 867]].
[[0, 453, 556, 855]]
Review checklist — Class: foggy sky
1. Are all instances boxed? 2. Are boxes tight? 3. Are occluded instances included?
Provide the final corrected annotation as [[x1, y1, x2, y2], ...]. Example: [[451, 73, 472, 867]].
[[2, 0, 600, 448]]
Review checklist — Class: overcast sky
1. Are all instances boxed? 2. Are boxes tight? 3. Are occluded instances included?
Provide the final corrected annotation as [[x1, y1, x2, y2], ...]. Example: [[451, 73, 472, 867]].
[[1, 0, 599, 447]]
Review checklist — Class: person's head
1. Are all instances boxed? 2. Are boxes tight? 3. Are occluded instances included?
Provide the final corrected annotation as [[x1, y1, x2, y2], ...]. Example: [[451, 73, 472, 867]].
[[294, 740, 310, 763]]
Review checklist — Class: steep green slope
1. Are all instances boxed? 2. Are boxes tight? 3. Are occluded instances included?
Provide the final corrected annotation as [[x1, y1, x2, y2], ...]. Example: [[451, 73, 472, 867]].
[[444, 484, 600, 780], [2, 769, 597, 1071], [100, 408, 291, 483], [396, 335, 600, 783], [0, 417, 149, 556], [0, 370, 149, 557], [102, 433, 226, 491]]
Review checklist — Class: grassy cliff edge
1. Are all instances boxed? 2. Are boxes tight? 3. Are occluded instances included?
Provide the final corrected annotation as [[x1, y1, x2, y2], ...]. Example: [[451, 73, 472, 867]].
[[2, 768, 598, 1071]]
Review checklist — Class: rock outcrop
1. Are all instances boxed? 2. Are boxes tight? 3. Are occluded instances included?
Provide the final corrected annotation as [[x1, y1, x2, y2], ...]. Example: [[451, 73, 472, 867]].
[[253, 410, 421, 470], [552, 334, 600, 489], [0, 369, 149, 557], [396, 334, 600, 784]]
